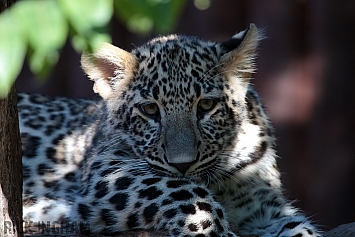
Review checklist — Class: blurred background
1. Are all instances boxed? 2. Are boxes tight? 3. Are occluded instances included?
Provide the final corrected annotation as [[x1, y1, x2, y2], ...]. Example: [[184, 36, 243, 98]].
[[15, 0, 355, 231]]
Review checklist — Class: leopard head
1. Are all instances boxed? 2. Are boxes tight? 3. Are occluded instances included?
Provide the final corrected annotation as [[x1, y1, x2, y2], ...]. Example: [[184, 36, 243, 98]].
[[81, 24, 263, 183]]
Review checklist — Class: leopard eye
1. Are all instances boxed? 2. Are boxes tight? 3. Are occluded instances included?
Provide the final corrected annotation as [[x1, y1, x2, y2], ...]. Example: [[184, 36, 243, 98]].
[[197, 99, 216, 113], [140, 103, 160, 118]]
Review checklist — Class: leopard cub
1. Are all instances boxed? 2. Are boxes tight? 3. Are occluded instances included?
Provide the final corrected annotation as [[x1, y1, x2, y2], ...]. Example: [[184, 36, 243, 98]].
[[21, 24, 320, 236]]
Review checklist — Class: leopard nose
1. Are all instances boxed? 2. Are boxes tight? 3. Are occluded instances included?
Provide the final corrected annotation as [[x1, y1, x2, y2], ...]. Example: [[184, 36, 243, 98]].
[[169, 161, 195, 174]]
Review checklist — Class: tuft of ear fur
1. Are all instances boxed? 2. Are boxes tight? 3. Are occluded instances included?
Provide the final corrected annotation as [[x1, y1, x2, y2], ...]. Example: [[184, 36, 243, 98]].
[[219, 23, 261, 93], [81, 43, 137, 99]]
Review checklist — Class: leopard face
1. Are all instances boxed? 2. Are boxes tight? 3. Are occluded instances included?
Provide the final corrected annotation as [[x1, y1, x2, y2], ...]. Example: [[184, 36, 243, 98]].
[[82, 25, 259, 183]]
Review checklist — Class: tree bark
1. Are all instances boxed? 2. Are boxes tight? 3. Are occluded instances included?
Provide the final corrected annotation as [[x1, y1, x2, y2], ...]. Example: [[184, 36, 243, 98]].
[[1, 2, 22, 237], [0, 84, 23, 237]]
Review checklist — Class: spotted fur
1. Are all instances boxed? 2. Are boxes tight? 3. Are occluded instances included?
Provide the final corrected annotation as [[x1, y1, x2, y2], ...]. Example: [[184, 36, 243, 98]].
[[21, 24, 320, 236]]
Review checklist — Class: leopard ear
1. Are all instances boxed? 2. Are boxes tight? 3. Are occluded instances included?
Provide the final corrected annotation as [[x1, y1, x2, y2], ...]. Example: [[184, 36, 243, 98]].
[[81, 43, 137, 99], [219, 23, 261, 92]]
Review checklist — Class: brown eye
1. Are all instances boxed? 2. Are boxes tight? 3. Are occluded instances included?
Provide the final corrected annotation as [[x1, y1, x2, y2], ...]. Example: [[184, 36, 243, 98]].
[[197, 99, 216, 113], [140, 103, 160, 117]]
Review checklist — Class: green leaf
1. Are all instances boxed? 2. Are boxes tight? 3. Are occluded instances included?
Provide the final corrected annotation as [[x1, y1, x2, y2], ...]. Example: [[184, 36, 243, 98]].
[[28, 48, 60, 79], [0, 0, 185, 97], [114, 0, 186, 35], [0, 0, 114, 97], [0, 9, 26, 98], [12, 0, 68, 76], [149, 0, 186, 33], [60, 0, 113, 32], [59, 0, 113, 51], [71, 32, 111, 53]]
